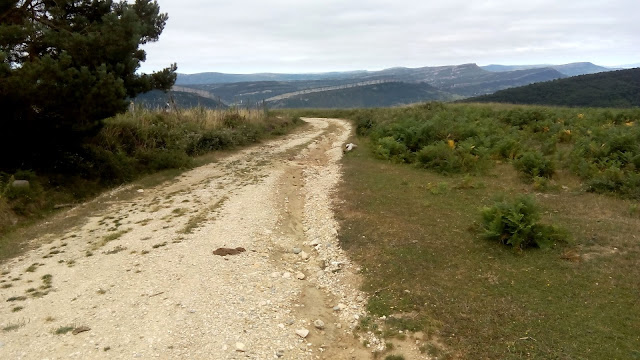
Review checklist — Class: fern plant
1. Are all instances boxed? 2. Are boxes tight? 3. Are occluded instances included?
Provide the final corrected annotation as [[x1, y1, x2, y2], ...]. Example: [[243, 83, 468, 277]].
[[480, 195, 568, 249]]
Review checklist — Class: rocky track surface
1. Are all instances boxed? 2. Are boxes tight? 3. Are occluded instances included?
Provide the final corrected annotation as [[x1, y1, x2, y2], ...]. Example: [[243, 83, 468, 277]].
[[0, 118, 379, 359]]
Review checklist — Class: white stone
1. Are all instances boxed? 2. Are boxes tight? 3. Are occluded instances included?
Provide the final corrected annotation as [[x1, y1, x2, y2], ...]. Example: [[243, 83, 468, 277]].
[[235, 342, 246, 352], [313, 319, 325, 330], [295, 272, 306, 280], [295, 329, 309, 338]]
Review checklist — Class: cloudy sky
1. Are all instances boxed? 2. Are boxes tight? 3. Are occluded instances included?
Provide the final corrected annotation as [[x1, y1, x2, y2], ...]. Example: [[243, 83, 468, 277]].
[[138, 0, 639, 74]]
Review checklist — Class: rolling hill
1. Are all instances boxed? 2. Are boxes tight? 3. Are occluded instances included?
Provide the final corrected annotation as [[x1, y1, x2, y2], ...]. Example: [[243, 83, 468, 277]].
[[481, 62, 611, 76], [174, 63, 566, 108], [464, 68, 640, 108], [268, 82, 457, 108], [133, 90, 227, 109]]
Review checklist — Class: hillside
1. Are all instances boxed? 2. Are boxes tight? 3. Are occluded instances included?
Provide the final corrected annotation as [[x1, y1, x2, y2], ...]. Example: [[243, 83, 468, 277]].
[[133, 90, 227, 109], [175, 71, 367, 85], [465, 68, 640, 107], [185, 79, 362, 105], [175, 63, 566, 108], [268, 81, 456, 108], [481, 62, 611, 76]]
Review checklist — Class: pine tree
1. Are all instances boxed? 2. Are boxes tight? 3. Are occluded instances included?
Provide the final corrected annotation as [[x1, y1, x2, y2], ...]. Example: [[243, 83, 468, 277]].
[[0, 0, 176, 171]]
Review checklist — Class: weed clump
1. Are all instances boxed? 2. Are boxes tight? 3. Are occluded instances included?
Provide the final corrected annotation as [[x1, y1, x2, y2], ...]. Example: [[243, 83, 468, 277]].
[[479, 195, 568, 249]]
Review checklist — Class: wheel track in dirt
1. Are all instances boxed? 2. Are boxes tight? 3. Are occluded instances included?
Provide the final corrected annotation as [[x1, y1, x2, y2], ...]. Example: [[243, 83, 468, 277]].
[[0, 118, 379, 359]]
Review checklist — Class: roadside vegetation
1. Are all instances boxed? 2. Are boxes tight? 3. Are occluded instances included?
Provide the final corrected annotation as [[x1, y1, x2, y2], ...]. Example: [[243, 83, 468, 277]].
[[0, 108, 301, 258], [279, 103, 640, 358]]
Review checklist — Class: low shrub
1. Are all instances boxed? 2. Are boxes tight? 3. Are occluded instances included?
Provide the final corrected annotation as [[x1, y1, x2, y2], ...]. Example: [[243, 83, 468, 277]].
[[479, 195, 568, 249], [374, 137, 410, 162], [514, 151, 555, 181], [417, 141, 486, 174], [1, 170, 46, 216]]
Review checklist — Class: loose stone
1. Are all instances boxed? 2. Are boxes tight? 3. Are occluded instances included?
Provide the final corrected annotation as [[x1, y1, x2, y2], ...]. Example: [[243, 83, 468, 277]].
[[295, 329, 310, 338]]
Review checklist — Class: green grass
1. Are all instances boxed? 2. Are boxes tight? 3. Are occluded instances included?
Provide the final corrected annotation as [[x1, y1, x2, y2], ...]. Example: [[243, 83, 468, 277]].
[[336, 139, 640, 359]]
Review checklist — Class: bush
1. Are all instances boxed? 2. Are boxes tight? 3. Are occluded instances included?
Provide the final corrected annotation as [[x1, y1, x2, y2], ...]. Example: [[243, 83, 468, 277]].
[[479, 195, 568, 249], [417, 141, 486, 174], [514, 151, 555, 180], [0, 171, 46, 216], [374, 137, 410, 162], [417, 142, 459, 173]]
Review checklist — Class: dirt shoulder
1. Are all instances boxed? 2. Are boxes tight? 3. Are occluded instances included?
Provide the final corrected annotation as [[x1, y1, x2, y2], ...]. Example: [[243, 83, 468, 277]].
[[0, 118, 376, 359]]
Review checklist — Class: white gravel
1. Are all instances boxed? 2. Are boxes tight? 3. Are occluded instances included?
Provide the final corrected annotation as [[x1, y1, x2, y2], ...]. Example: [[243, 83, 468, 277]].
[[0, 118, 380, 359]]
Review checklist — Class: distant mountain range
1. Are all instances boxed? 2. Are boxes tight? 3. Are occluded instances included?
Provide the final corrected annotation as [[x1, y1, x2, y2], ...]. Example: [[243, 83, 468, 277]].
[[464, 68, 640, 108], [134, 62, 630, 109], [269, 81, 457, 109], [480, 62, 611, 76]]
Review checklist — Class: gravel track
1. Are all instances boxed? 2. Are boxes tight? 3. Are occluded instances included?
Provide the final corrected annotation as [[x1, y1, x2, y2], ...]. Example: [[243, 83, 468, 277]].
[[0, 118, 379, 360]]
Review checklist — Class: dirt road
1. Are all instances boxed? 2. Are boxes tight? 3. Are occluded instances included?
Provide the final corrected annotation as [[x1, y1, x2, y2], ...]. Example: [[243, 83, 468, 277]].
[[0, 118, 379, 359]]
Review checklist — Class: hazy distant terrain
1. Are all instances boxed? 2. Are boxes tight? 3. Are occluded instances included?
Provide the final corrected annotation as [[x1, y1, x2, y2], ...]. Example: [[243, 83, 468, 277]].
[[136, 62, 630, 109], [268, 82, 456, 108], [481, 62, 611, 76], [465, 68, 640, 107], [133, 89, 227, 109]]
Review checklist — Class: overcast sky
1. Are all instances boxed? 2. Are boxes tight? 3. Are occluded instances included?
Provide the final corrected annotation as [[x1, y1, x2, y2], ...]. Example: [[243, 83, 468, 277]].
[[138, 0, 639, 74]]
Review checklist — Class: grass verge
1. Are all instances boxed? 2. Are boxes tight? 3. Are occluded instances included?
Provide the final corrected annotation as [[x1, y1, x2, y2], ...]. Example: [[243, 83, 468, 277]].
[[336, 138, 640, 359]]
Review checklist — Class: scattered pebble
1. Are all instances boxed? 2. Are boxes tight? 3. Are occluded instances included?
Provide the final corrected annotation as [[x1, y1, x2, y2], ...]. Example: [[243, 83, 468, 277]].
[[295, 272, 306, 280], [313, 319, 325, 330], [292, 247, 302, 254], [295, 329, 309, 338], [235, 342, 246, 352], [333, 303, 346, 311]]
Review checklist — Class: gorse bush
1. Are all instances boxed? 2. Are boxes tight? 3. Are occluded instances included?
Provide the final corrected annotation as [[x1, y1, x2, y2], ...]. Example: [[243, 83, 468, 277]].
[[479, 195, 568, 249]]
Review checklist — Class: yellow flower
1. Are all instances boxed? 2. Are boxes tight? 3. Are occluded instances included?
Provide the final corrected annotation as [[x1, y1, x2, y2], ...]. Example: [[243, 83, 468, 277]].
[[577, 113, 584, 119], [625, 121, 634, 126], [447, 139, 455, 149], [564, 129, 571, 135]]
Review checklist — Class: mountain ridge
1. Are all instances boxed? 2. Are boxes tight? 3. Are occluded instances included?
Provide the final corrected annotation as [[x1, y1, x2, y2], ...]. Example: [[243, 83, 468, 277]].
[[464, 68, 640, 108]]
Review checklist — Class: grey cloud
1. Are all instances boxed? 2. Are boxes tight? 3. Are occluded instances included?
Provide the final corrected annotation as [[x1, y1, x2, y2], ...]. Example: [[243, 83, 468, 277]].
[[139, 0, 640, 74]]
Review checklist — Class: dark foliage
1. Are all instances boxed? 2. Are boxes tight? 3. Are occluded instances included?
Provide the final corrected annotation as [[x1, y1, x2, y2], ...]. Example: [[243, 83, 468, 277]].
[[466, 68, 640, 108], [0, 0, 177, 171]]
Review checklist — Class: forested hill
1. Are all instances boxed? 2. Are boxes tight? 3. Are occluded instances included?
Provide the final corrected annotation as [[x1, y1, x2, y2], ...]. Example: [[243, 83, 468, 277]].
[[465, 68, 640, 107]]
